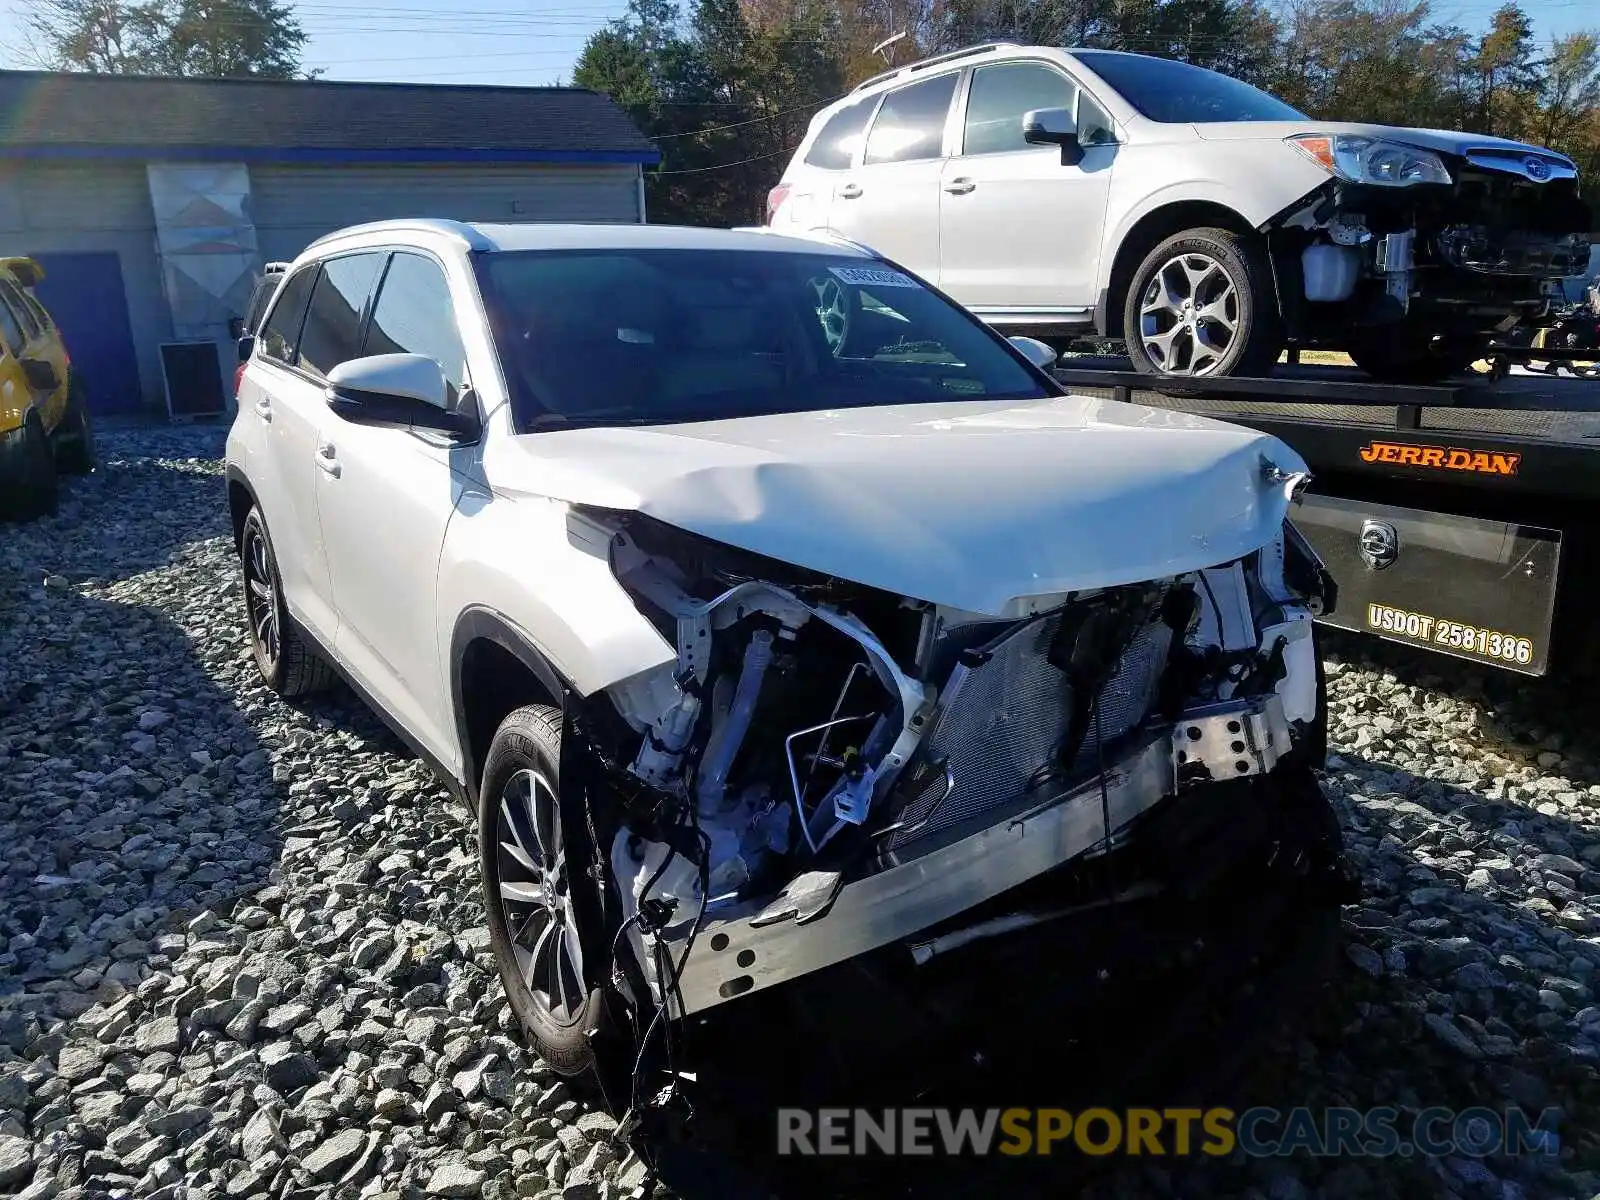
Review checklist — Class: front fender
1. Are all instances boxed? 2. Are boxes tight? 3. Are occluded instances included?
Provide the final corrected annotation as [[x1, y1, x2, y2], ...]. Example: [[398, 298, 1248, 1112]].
[[435, 489, 675, 703]]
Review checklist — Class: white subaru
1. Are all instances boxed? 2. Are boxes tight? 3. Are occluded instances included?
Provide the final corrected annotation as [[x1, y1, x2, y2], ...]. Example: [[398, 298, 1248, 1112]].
[[768, 44, 1592, 382], [225, 219, 1350, 1101]]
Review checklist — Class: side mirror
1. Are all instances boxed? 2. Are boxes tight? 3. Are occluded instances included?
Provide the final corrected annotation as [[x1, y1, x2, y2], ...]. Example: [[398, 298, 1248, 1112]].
[[1023, 107, 1084, 167], [1008, 335, 1058, 370], [325, 353, 478, 438], [237, 334, 255, 363], [228, 316, 247, 340], [20, 358, 60, 392]]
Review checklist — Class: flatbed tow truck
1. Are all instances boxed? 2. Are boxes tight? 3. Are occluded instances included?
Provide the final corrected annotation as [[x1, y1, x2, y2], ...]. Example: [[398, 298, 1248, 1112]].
[[1051, 348, 1600, 678]]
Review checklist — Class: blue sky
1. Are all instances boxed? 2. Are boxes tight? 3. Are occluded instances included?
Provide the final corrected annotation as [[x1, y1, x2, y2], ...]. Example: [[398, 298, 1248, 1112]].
[[0, 0, 1593, 86]]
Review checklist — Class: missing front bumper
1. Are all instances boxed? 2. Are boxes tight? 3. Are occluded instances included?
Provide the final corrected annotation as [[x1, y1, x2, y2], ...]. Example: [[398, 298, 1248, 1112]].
[[662, 694, 1296, 1016]]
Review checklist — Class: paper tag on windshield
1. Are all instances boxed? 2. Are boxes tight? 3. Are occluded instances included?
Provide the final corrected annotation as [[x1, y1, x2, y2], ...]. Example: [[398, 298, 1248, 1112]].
[[828, 265, 919, 289]]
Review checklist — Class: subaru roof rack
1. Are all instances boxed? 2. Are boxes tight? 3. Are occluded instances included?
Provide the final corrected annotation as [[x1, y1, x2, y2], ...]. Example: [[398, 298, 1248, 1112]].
[[851, 42, 1020, 93]]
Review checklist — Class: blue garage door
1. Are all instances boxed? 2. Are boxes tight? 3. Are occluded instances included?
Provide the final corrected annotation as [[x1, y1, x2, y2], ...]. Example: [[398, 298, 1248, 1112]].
[[30, 252, 142, 416]]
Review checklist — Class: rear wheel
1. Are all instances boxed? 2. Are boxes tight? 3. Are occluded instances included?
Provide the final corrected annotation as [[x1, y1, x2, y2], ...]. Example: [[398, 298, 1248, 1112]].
[[1123, 227, 1281, 379], [239, 506, 334, 698], [0, 411, 59, 522], [54, 374, 96, 475]]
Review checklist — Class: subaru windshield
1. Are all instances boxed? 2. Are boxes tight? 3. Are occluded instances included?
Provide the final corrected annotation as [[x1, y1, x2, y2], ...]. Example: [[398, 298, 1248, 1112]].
[[473, 247, 1054, 432], [1074, 50, 1306, 124]]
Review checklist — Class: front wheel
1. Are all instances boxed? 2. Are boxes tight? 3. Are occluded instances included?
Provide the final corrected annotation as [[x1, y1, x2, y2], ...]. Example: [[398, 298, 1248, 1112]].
[[479, 705, 606, 1077], [1123, 227, 1281, 379]]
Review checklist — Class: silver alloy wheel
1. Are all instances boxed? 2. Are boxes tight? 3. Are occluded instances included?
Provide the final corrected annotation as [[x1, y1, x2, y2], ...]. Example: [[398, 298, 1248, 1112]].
[[1138, 251, 1240, 376], [243, 523, 280, 666], [495, 767, 587, 1026], [812, 275, 849, 352]]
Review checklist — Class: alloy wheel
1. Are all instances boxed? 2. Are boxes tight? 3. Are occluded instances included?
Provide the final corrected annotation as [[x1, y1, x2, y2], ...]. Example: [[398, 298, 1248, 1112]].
[[494, 768, 587, 1025], [1138, 252, 1240, 376], [243, 522, 281, 667]]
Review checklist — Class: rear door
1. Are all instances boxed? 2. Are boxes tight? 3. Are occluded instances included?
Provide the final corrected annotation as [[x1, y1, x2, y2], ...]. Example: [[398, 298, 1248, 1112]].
[[938, 60, 1118, 317], [826, 72, 960, 282], [241, 255, 386, 646], [776, 96, 876, 233]]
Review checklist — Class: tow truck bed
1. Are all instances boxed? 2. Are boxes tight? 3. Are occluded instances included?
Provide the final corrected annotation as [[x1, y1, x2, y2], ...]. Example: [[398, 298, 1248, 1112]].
[[1051, 359, 1600, 677]]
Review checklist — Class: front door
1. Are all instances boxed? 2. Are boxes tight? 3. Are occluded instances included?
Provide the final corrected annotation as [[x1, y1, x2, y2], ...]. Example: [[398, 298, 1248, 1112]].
[[938, 60, 1118, 317], [316, 249, 475, 764]]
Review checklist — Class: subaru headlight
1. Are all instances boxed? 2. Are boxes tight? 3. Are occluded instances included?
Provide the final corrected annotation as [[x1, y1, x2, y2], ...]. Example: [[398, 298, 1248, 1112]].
[[1289, 134, 1452, 187]]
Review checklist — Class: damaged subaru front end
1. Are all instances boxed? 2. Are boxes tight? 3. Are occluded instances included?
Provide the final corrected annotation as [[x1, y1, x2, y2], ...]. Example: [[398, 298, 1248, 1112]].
[[1271, 132, 1593, 366]]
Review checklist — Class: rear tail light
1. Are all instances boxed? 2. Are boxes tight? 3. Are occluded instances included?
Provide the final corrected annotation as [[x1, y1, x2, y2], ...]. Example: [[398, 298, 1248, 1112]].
[[766, 183, 791, 225]]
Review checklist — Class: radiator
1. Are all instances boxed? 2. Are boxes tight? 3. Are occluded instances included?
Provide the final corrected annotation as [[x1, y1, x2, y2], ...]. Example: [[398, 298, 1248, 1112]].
[[881, 611, 1173, 855]]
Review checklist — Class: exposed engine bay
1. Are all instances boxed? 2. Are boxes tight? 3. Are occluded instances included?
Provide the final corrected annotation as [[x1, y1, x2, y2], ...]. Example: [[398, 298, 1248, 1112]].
[[1274, 151, 1593, 339], [561, 503, 1339, 1039]]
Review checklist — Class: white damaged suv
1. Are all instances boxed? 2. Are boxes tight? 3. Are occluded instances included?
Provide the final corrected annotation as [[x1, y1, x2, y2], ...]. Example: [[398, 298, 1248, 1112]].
[[225, 219, 1352, 1102], [768, 44, 1592, 382]]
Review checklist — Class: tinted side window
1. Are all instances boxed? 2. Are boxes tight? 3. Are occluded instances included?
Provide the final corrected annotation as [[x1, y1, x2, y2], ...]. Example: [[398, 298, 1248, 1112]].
[[260, 266, 317, 365], [1078, 91, 1116, 146], [804, 99, 873, 170], [17, 289, 51, 333], [297, 252, 385, 379], [245, 270, 284, 333], [0, 281, 41, 339], [962, 62, 1077, 156], [863, 73, 959, 165], [0, 292, 26, 354], [364, 252, 467, 408]]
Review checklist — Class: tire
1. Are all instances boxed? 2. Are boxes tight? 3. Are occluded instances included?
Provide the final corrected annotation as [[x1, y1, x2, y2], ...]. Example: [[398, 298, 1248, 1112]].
[[54, 374, 96, 475], [1345, 330, 1481, 383], [239, 506, 335, 698], [479, 705, 605, 1076], [0, 411, 59, 522], [1123, 227, 1281, 379]]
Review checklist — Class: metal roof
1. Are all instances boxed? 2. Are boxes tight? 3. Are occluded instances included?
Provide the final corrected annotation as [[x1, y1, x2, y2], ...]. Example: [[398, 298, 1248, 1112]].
[[0, 70, 658, 165]]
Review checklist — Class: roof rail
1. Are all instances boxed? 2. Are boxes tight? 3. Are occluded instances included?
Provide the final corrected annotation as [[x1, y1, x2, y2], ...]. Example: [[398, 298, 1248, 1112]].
[[851, 42, 1020, 93], [305, 217, 492, 253]]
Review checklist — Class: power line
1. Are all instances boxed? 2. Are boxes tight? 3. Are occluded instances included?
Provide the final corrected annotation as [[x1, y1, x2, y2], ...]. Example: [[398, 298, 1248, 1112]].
[[653, 145, 796, 174], [648, 91, 846, 139]]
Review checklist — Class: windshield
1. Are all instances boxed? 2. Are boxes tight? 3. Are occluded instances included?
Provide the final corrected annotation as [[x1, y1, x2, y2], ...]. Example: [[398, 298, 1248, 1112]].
[[1073, 51, 1305, 124], [475, 247, 1052, 432]]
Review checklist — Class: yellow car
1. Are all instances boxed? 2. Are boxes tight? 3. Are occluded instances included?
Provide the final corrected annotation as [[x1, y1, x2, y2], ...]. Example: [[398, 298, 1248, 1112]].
[[0, 256, 95, 520]]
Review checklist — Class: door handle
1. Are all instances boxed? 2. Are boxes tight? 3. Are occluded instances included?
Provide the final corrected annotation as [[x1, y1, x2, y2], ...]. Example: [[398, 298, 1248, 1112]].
[[315, 441, 341, 478], [838, 183, 863, 199], [254, 398, 272, 422], [944, 177, 976, 195]]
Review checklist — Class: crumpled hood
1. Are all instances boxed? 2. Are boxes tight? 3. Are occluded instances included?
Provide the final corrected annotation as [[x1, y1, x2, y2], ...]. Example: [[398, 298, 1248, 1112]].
[[1193, 120, 1573, 164], [489, 395, 1310, 617]]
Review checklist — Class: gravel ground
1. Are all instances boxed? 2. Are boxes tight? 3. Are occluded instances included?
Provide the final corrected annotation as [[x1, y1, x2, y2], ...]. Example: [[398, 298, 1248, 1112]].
[[2, 424, 1599, 1200]]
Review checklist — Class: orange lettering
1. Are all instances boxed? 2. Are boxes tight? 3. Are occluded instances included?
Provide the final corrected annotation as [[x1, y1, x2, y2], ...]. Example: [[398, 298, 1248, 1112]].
[[1446, 449, 1473, 469], [1419, 447, 1445, 467], [1379, 443, 1402, 463], [1490, 453, 1520, 475], [1359, 443, 1381, 462]]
